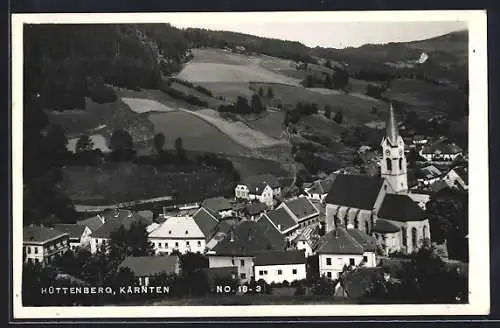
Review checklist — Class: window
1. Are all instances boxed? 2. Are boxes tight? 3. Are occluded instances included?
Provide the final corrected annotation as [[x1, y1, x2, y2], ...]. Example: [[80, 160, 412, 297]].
[[423, 225, 429, 240], [411, 227, 418, 249], [240, 259, 245, 267], [175, 242, 179, 247], [292, 269, 297, 274], [186, 241, 190, 246], [168, 230, 172, 235], [363, 255, 368, 262], [231, 258, 235, 265], [185, 230, 188, 235], [399, 158, 403, 170], [349, 258, 355, 266], [259, 270, 264, 275], [165, 242, 168, 248], [27, 247, 31, 254], [386, 158, 392, 171], [402, 227, 407, 247], [240, 273, 246, 279], [277, 270, 283, 275], [198, 241, 202, 247], [34, 247, 38, 254], [264, 270, 268, 275], [327, 272, 332, 278], [326, 257, 332, 265], [365, 221, 370, 234]]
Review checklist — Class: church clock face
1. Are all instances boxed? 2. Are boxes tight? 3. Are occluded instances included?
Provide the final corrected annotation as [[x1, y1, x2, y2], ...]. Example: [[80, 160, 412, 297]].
[[399, 149, 403, 156], [385, 150, 391, 156]]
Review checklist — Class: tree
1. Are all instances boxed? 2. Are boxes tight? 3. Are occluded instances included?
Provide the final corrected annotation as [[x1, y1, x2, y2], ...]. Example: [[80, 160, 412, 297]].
[[267, 87, 274, 99], [250, 94, 265, 114], [333, 110, 344, 124], [258, 87, 264, 97], [43, 124, 70, 167], [324, 105, 332, 119], [174, 137, 186, 161], [324, 60, 332, 69], [75, 135, 94, 153], [235, 96, 251, 114], [153, 132, 166, 154], [110, 129, 134, 161], [332, 67, 349, 91]]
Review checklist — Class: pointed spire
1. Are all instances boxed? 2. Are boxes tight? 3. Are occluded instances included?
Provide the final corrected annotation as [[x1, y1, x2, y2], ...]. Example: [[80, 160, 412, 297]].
[[385, 102, 399, 145]]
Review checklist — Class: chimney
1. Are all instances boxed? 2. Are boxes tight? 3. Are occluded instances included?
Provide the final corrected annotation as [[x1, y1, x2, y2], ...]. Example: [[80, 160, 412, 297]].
[[277, 224, 281, 231]]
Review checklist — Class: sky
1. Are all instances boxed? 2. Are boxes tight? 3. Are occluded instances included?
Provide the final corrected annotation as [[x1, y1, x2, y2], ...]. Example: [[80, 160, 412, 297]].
[[169, 21, 467, 49]]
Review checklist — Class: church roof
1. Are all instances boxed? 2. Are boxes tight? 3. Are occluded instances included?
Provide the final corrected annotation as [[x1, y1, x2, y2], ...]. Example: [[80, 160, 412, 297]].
[[378, 194, 427, 222], [385, 103, 399, 146], [325, 174, 385, 210], [372, 219, 400, 234]]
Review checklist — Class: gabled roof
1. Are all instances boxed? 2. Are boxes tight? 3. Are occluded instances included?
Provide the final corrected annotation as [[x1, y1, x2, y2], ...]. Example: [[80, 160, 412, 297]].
[[254, 250, 306, 266], [53, 224, 87, 239], [316, 228, 365, 255], [241, 174, 280, 194], [76, 216, 104, 232], [211, 220, 286, 256], [372, 219, 400, 234], [307, 179, 333, 195], [282, 197, 320, 221], [117, 255, 179, 277], [294, 225, 321, 250], [24, 226, 68, 244], [259, 207, 297, 233], [378, 194, 427, 222], [346, 229, 378, 252], [452, 166, 468, 185], [419, 165, 442, 179], [325, 174, 385, 210], [192, 207, 220, 237], [149, 215, 205, 239], [90, 210, 151, 238], [201, 197, 233, 212], [244, 202, 268, 216]]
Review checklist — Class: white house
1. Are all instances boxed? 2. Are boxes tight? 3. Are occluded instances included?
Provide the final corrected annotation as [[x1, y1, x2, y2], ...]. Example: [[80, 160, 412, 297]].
[[417, 165, 443, 186], [23, 225, 69, 265], [304, 179, 334, 202], [54, 224, 92, 251], [254, 250, 307, 284], [235, 174, 281, 207], [149, 207, 220, 255], [117, 255, 180, 287], [292, 224, 321, 257], [443, 166, 468, 191], [316, 228, 377, 280]]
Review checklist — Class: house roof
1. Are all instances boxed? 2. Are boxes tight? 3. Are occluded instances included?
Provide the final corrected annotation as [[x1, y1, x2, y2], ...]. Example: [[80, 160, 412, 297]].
[[325, 174, 385, 210], [282, 197, 320, 221], [76, 216, 104, 232], [346, 229, 378, 252], [372, 219, 400, 234], [419, 165, 442, 179], [90, 210, 152, 238], [254, 250, 306, 266], [385, 103, 399, 146], [293, 225, 321, 250], [149, 215, 206, 239], [193, 207, 220, 237], [211, 220, 287, 256], [260, 207, 298, 233], [378, 194, 427, 222], [316, 228, 365, 255], [24, 226, 68, 244], [244, 202, 268, 216], [117, 255, 179, 277], [201, 197, 233, 212], [453, 166, 468, 185], [307, 179, 333, 195], [53, 224, 87, 239], [241, 174, 280, 194], [421, 140, 462, 155]]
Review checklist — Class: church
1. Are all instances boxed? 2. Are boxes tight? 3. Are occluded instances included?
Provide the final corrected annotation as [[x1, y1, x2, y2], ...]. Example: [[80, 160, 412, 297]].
[[324, 104, 431, 255]]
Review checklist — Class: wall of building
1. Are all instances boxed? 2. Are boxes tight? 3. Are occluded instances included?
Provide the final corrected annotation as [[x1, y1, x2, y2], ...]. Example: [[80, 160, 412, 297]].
[[209, 255, 254, 283], [254, 263, 307, 284], [295, 240, 314, 257], [318, 253, 364, 280], [90, 237, 110, 254], [381, 219, 431, 254], [150, 238, 206, 255], [24, 236, 69, 265], [374, 231, 402, 255]]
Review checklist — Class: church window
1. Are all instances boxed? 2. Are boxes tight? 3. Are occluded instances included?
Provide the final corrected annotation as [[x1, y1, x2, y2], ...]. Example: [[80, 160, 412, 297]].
[[386, 158, 392, 171], [399, 158, 403, 170], [354, 218, 359, 229], [343, 216, 348, 228], [402, 227, 407, 247], [411, 227, 418, 250], [365, 221, 370, 234], [423, 225, 428, 240]]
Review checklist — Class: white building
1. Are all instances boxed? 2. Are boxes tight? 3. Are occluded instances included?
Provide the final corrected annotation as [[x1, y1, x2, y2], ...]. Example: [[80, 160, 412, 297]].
[[54, 224, 92, 251], [117, 255, 180, 287], [23, 226, 69, 265], [292, 225, 321, 257], [417, 165, 443, 186], [419, 140, 463, 162], [443, 166, 468, 191], [149, 207, 220, 255], [235, 174, 281, 207], [254, 250, 307, 284], [316, 228, 377, 280]]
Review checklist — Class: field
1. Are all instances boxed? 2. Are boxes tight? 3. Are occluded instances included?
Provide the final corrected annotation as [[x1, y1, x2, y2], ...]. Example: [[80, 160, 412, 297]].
[[169, 81, 226, 109], [148, 111, 248, 155], [244, 111, 286, 140], [59, 162, 234, 205], [121, 97, 177, 113], [227, 154, 289, 179], [196, 82, 255, 103]]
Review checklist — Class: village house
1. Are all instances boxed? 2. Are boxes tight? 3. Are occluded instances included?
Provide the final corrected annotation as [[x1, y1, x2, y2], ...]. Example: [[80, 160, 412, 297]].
[[234, 174, 281, 207], [117, 255, 180, 287], [23, 225, 69, 265], [257, 207, 299, 238], [242, 202, 268, 221], [76, 213, 105, 234], [89, 209, 154, 254], [253, 250, 307, 284], [316, 227, 378, 280], [207, 220, 286, 283], [304, 179, 334, 202], [148, 207, 220, 255], [419, 139, 463, 162], [201, 197, 234, 218], [53, 224, 92, 251], [417, 164, 443, 186], [291, 224, 321, 257], [277, 196, 321, 229], [443, 165, 468, 191]]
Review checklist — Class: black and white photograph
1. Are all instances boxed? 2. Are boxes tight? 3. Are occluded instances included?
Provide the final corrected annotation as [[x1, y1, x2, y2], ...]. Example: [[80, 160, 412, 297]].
[[12, 10, 489, 318]]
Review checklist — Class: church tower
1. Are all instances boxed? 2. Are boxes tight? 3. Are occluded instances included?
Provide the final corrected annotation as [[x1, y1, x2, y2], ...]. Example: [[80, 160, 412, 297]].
[[380, 103, 408, 194]]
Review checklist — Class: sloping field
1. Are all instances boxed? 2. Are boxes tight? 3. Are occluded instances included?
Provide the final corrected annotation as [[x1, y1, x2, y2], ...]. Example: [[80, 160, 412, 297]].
[[148, 111, 247, 155], [196, 82, 254, 103], [177, 62, 300, 85], [121, 97, 177, 113], [245, 111, 286, 140], [309, 88, 343, 95], [177, 108, 287, 148]]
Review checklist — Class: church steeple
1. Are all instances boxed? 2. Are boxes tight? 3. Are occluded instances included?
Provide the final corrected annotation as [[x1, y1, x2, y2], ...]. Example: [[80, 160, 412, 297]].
[[380, 102, 408, 194], [385, 103, 399, 146]]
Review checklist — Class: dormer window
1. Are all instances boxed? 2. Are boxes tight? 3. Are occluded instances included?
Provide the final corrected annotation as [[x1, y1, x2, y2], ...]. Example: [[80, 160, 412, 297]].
[[168, 230, 172, 234], [185, 230, 188, 235]]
